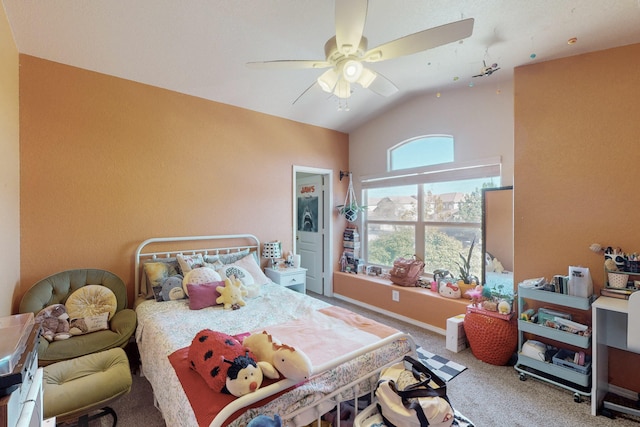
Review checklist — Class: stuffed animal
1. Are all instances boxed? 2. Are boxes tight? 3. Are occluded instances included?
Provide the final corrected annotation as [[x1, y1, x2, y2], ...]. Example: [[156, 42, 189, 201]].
[[188, 329, 275, 397], [498, 299, 512, 314], [216, 276, 248, 309], [243, 331, 312, 383], [224, 351, 264, 397], [35, 304, 71, 342], [247, 414, 282, 427]]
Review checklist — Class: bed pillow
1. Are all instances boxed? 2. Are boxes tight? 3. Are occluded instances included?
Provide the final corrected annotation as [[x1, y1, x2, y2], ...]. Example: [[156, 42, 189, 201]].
[[187, 282, 224, 310], [177, 253, 205, 275], [216, 264, 255, 287], [182, 267, 222, 296], [226, 254, 270, 286], [65, 285, 118, 321]]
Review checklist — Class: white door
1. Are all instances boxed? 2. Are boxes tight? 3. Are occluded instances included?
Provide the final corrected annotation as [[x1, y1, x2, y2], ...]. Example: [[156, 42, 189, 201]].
[[296, 175, 324, 294]]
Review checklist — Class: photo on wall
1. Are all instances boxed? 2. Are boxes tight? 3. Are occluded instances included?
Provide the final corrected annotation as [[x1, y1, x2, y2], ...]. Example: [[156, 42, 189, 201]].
[[297, 196, 318, 232]]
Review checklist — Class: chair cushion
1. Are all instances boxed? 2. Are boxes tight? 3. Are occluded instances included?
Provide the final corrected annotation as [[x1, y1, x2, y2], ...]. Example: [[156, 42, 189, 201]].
[[43, 347, 132, 420], [36, 309, 137, 364]]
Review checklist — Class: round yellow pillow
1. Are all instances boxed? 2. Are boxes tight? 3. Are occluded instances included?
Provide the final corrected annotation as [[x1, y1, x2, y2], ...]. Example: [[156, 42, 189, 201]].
[[66, 285, 117, 320]]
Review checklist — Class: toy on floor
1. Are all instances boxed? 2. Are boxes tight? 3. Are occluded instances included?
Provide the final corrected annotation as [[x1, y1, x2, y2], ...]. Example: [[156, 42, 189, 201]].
[[243, 331, 312, 382]]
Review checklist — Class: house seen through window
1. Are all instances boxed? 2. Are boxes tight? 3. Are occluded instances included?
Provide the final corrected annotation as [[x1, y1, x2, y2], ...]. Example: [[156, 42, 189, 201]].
[[362, 135, 500, 279]]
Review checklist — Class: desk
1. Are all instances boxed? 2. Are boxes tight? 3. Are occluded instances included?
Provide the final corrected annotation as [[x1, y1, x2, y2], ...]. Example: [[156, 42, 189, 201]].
[[591, 292, 640, 416]]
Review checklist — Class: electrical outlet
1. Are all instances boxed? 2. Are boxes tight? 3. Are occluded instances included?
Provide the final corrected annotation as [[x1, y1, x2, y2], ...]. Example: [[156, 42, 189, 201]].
[[392, 290, 400, 302]]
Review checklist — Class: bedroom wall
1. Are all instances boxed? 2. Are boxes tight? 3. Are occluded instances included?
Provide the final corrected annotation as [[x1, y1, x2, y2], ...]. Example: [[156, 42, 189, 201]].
[[349, 82, 515, 184], [514, 42, 640, 392], [0, 4, 20, 317], [17, 55, 348, 312]]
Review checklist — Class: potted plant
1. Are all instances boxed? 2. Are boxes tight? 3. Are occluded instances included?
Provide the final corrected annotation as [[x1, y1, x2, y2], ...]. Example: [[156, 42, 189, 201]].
[[455, 237, 479, 299], [337, 172, 367, 223], [336, 202, 367, 223]]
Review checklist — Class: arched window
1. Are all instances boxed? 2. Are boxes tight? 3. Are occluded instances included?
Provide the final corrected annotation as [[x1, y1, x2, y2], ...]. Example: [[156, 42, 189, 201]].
[[389, 135, 454, 171]]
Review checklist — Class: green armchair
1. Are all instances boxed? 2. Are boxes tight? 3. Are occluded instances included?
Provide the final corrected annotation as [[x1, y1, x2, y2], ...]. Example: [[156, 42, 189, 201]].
[[19, 269, 137, 366]]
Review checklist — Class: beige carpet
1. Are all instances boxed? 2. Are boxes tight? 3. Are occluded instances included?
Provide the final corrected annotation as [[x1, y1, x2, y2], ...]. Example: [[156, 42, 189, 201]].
[[99, 292, 639, 427]]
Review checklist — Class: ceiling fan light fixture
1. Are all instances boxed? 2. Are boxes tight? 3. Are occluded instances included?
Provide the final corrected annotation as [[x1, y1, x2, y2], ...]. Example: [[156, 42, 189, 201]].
[[342, 60, 363, 82], [317, 68, 339, 93], [356, 67, 377, 88], [333, 79, 351, 98]]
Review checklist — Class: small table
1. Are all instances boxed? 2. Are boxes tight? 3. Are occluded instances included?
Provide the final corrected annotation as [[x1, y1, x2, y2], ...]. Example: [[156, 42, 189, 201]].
[[264, 267, 307, 293]]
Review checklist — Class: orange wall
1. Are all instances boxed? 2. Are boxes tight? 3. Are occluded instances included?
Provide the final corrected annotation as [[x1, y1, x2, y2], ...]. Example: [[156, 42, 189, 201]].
[[17, 55, 348, 311], [0, 5, 20, 317], [514, 43, 640, 391]]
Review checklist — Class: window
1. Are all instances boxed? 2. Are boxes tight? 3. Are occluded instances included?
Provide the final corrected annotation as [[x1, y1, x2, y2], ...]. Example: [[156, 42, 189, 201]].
[[363, 135, 500, 279]]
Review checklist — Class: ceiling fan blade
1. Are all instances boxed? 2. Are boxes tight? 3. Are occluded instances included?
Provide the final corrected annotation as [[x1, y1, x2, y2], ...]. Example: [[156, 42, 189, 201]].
[[335, 0, 368, 55], [363, 18, 474, 63], [292, 81, 320, 105], [367, 71, 399, 97], [246, 60, 331, 70]]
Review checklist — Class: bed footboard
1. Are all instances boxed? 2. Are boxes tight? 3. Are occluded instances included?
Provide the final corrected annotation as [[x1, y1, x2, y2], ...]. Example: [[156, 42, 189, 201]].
[[210, 332, 416, 427]]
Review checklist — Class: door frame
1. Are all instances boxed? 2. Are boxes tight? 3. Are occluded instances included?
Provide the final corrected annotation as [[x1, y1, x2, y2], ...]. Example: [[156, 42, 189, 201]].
[[292, 166, 333, 296]]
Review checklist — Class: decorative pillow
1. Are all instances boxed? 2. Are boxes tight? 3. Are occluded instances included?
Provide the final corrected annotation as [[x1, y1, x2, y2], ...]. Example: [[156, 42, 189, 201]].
[[204, 249, 250, 265], [65, 285, 118, 320], [177, 253, 205, 275], [225, 254, 270, 286], [217, 264, 255, 287], [69, 312, 109, 336], [161, 276, 187, 301], [186, 282, 224, 310], [182, 267, 222, 296], [143, 262, 171, 289]]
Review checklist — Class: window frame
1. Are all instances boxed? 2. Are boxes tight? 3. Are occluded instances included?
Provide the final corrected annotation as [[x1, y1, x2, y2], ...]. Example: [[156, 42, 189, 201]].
[[361, 156, 502, 274]]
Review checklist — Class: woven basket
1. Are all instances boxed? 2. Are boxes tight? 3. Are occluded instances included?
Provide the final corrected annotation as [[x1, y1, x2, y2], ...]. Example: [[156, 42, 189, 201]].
[[463, 311, 518, 366], [608, 272, 629, 289]]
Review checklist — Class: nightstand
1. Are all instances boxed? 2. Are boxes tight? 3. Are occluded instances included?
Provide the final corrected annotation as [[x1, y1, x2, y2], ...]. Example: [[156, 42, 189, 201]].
[[264, 267, 307, 293]]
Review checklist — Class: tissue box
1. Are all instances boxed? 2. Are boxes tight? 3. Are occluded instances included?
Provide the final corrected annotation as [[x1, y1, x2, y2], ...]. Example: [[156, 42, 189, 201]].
[[446, 314, 467, 353]]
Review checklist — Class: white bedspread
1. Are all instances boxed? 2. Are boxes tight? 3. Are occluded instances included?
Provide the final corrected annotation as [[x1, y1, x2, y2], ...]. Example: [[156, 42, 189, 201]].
[[135, 283, 411, 427]]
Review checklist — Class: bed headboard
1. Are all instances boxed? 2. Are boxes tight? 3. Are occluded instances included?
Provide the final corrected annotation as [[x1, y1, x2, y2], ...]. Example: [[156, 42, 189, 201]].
[[134, 234, 261, 299]]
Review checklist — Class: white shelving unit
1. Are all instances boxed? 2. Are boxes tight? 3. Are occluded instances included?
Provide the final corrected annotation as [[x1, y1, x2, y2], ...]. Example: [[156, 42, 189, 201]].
[[515, 284, 594, 403]]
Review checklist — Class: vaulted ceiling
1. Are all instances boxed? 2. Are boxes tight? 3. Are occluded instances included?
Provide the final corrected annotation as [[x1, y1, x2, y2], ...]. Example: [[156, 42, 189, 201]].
[[4, 0, 640, 133]]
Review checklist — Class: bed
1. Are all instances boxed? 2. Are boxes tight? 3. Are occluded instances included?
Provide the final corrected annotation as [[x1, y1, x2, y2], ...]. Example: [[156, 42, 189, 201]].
[[133, 234, 416, 427]]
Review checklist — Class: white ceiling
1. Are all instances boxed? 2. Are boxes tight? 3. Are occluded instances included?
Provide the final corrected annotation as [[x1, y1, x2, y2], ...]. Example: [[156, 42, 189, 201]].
[[4, 1, 640, 133]]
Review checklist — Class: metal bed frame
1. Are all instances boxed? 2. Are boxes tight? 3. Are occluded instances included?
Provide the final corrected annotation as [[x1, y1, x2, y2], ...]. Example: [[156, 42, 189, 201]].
[[133, 234, 416, 427]]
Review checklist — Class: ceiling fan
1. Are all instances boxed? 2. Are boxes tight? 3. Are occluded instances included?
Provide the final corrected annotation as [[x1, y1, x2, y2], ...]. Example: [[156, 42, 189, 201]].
[[246, 0, 474, 102], [472, 60, 500, 78]]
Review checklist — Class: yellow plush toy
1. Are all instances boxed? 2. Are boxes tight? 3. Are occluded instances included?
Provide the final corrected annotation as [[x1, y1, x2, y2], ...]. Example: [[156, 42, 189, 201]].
[[243, 331, 312, 383], [216, 275, 248, 309]]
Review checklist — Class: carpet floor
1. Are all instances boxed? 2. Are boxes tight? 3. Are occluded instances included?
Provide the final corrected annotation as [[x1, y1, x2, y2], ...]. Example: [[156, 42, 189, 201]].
[[95, 292, 639, 427]]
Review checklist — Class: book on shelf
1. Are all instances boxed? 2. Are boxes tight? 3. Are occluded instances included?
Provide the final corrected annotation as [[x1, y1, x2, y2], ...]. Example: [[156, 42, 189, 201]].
[[600, 287, 634, 299]]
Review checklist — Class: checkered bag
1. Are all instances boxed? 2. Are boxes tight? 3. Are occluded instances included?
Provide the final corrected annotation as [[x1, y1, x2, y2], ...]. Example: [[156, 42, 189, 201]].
[[375, 356, 454, 427]]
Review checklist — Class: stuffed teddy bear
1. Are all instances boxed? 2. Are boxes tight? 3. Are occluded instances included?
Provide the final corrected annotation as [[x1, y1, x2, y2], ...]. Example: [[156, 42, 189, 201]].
[[216, 275, 248, 309], [243, 331, 312, 383], [35, 304, 71, 342], [188, 329, 276, 397]]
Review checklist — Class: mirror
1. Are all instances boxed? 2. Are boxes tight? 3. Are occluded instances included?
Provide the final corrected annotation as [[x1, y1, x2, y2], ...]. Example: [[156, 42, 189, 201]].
[[481, 186, 514, 295]]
